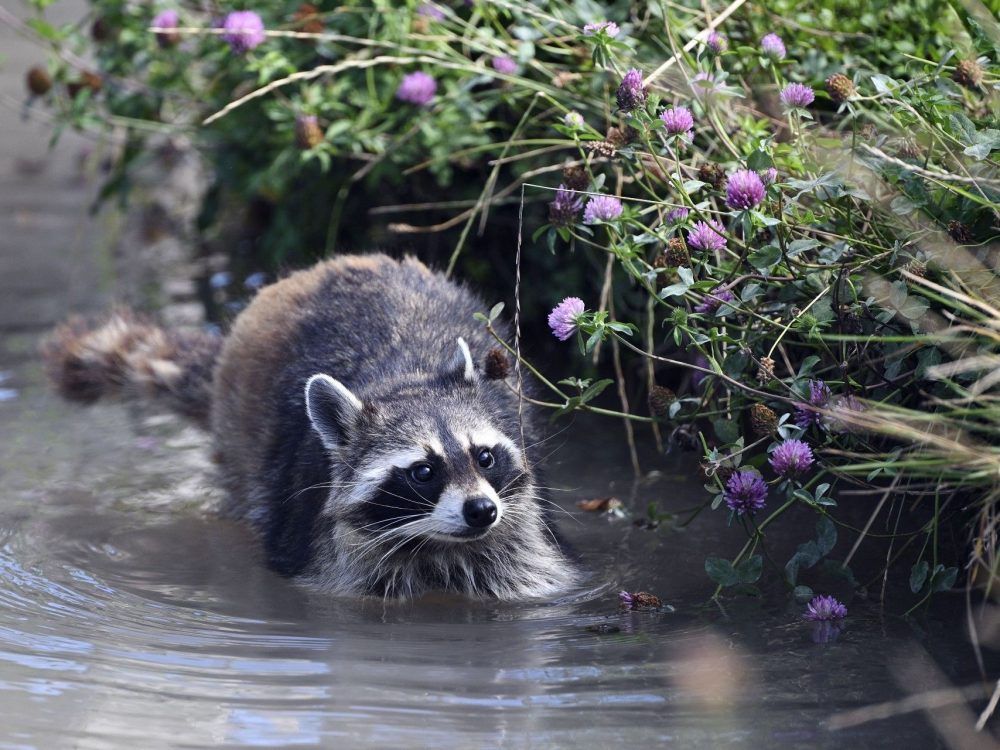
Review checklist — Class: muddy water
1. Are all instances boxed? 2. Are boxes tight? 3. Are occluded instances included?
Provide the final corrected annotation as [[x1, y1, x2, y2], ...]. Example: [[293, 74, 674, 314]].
[[0, 334, 994, 748]]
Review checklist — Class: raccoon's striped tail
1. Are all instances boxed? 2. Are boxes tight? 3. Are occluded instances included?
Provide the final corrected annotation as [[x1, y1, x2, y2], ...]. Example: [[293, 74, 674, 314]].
[[41, 309, 223, 427]]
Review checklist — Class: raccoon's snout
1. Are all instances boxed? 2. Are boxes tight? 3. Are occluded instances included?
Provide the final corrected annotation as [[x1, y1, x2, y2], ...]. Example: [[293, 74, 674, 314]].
[[462, 497, 497, 529]]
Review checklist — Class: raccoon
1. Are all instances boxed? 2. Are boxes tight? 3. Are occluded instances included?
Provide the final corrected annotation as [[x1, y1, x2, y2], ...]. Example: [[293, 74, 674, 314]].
[[43, 254, 577, 599]]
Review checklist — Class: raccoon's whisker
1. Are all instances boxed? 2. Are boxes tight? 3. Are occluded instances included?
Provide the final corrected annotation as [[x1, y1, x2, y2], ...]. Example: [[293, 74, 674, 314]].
[[519, 422, 573, 454], [369, 525, 429, 581]]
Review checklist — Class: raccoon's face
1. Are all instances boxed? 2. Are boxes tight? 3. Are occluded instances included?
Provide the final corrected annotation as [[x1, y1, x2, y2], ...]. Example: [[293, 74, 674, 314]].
[[303, 339, 536, 545]]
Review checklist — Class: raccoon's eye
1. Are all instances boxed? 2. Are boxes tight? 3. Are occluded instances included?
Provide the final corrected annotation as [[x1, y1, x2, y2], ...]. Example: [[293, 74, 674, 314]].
[[408, 462, 434, 483], [476, 448, 495, 469]]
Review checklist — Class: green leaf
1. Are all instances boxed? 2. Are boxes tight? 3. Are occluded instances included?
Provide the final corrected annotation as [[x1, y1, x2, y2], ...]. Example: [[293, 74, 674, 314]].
[[579, 379, 613, 405], [963, 129, 1000, 160], [737, 555, 763, 584], [705, 557, 741, 587], [816, 516, 837, 555], [797, 356, 821, 377], [722, 350, 749, 378], [793, 585, 815, 603], [488, 302, 505, 322], [785, 541, 821, 585], [712, 418, 740, 445], [748, 245, 782, 273], [930, 565, 958, 593], [746, 150, 774, 172], [910, 560, 929, 593]]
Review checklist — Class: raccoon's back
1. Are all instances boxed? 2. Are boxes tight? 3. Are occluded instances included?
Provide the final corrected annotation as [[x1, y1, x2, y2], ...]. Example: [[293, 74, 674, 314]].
[[211, 254, 498, 518]]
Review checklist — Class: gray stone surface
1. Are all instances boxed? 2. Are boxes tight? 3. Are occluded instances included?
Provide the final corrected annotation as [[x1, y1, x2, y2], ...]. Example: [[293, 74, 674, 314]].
[[0, 2, 111, 333]]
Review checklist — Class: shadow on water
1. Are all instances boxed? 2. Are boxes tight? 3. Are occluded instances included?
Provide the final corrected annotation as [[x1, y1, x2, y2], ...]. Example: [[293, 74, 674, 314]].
[[0, 334, 996, 749]]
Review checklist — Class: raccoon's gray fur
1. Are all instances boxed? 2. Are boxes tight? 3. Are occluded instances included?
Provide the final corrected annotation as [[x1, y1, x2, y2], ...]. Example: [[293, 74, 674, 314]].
[[44, 254, 577, 600]]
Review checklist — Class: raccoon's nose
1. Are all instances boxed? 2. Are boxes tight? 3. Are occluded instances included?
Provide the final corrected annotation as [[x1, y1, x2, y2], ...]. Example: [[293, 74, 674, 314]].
[[462, 497, 497, 529]]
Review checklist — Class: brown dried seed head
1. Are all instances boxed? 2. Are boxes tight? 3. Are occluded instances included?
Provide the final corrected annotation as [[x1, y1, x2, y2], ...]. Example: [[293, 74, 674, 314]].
[[698, 162, 726, 189], [483, 347, 510, 380], [91, 16, 116, 43], [947, 220, 972, 244], [756, 355, 776, 384], [647, 384, 676, 419], [588, 140, 617, 159], [26, 66, 52, 96], [561, 165, 589, 192], [953, 59, 984, 89], [826, 73, 855, 103], [663, 237, 688, 267], [606, 127, 626, 148], [749, 403, 778, 437], [904, 260, 927, 278], [858, 123, 877, 141], [292, 3, 324, 34], [897, 139, 921, 160], [294, 114, 324, 149], [66, 71, 103, 98], [632, 591, 662, 609]]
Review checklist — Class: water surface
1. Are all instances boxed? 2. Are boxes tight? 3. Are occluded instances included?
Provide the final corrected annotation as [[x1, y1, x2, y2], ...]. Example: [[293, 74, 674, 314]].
[[0, 335, 993, 749]]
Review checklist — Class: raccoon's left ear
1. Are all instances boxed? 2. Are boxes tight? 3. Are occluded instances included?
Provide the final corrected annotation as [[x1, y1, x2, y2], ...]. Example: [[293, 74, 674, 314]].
[[445, 337, 477, 384], [304, 374, 364, 451]]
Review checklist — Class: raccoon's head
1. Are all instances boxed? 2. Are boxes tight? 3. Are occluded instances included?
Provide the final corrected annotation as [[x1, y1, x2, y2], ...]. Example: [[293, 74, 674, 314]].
[[302, 339, 547, 550]]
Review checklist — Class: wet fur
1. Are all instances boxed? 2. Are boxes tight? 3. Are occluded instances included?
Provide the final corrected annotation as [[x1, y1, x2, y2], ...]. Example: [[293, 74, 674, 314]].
[[43, 254, 576, 600]]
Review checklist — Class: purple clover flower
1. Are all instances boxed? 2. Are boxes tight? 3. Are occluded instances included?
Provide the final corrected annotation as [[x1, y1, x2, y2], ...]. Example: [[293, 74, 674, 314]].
[[221, 11, 266, 54], [548, 297, 585, 341], [396, 72, 437, 105], [705, 30, 727, 54], [795, 379, 832, 427], [686, 219, 727, 252], [616, 68, 646, 112], [695, 286, 736, 315], [152, 10, 179, 47], [583, 195, 623, 224], [803, 595, 847, 621], [548, 184, 583, 227], [563, 111, 584, 128], [416, 3, 446, 20], [724, 470, 768, 515], [491, 56, 518, 75], [583, 21, 620, 37], [760, 167, 778, 185], [660, 106, 694, 138], [761, 33, 786, 60], [769, 439, 815, 477], [666, 207, 689, 224], [726, 169, 766, 210], [618, 590, 634, 607], [780, 82, 815, 109]]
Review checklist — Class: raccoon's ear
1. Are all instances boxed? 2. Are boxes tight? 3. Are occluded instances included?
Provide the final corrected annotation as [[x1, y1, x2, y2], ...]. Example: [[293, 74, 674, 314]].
[[304, 374, 363, 451], [445, 337, 477, 384]]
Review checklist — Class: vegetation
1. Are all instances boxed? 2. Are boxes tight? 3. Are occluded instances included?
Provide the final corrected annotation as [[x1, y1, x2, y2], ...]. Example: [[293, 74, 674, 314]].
[[20, 0, 1000, 611]]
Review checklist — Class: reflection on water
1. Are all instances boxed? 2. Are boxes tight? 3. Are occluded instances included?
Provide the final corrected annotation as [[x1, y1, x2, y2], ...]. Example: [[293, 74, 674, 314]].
[[0, 341, 995, 749]]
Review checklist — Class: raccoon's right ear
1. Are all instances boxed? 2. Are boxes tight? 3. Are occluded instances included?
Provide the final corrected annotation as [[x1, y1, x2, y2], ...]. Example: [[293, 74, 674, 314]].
[[304, 374, 364, 451]]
